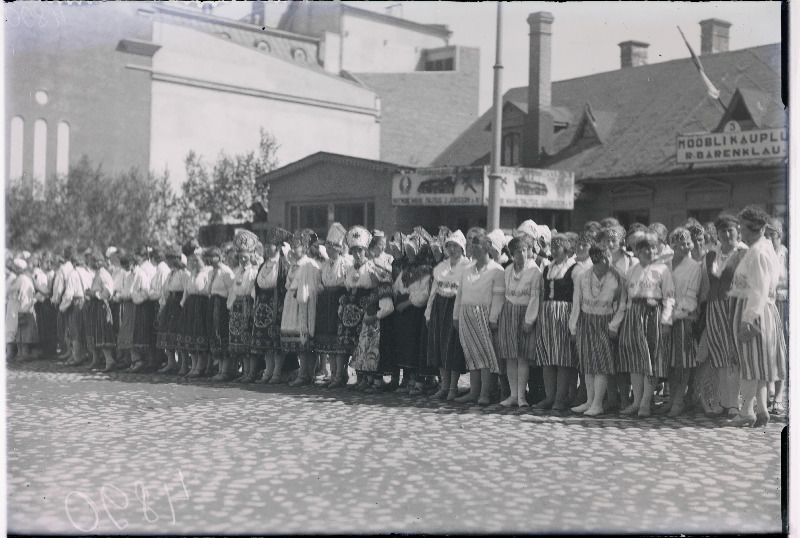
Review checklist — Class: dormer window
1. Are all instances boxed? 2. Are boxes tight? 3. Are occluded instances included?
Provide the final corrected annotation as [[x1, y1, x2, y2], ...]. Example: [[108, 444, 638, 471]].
[[422, 46, 456, 72], [425, 58, 453, 71]]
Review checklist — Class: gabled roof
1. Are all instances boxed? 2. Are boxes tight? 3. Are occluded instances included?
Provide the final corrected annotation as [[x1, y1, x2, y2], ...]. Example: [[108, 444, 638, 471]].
[[432, 43, 784, 181], [258, 152, 409, 185], [150, 3, 324, 72]]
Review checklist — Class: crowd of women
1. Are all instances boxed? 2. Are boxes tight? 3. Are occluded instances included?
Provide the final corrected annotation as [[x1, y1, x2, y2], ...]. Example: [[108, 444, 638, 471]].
[[6, 205, 787, 427]]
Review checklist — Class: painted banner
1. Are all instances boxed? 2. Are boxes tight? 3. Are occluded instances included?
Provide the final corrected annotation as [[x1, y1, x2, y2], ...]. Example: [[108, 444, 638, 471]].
[[676, 128, 787, 164], [391, 166, 574, 209]]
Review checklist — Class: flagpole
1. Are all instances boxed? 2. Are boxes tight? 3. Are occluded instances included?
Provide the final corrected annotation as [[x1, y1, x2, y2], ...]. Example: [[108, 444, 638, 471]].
[[677, 26, 727, 112], [487, 1, 503, 230]]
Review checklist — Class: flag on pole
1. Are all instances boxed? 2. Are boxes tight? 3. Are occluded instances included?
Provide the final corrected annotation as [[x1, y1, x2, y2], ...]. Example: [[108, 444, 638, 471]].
[[678, 26, 721, 99]]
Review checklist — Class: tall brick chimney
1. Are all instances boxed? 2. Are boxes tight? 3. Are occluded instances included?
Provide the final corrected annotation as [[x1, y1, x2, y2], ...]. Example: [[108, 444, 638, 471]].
[[618, 40, 649, 68], [523, 12, 554, 167], [700, 19, 731, 55]]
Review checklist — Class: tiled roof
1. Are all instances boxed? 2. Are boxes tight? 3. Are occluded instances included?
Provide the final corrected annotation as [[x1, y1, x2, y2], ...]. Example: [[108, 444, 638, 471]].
[[432, 44, 784, 181], [150, 4, 324, 73]]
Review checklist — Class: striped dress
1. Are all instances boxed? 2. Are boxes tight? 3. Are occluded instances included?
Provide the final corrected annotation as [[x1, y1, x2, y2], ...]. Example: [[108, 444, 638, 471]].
[[569, 267, 626, 375], [618, 262, 675, 377], [497, 260, 541, 361], [704, 246, 746, 369], [728, 236, 786, 382], [665, 256, 702, 369], [533, 259, 577, 368], [453, 259, 505, 374]]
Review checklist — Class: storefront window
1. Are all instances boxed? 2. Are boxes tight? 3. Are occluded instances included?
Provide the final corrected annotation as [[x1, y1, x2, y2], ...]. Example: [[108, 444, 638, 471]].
[[615, 209, 650, 229], [334, 202, 374, 230], [289, 204, 328, 236]]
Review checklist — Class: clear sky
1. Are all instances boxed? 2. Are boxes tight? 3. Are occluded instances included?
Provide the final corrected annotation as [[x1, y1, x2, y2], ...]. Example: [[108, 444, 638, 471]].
[[212, 1, 782, 113]]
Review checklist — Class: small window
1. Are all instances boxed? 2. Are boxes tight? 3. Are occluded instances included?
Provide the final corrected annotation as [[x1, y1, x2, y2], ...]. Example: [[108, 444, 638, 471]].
[[35, 90, 48, 105], [425, 57, 454, 72]]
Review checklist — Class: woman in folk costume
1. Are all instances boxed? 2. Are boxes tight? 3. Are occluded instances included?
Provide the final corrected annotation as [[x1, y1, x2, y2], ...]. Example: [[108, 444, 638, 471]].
[[532, 233, 580, 411], [349, 235, 395, 393], [313, 222, 354, 388], [699, 214, 747, 417], [281, 229, 322, 387], [179, 243, 213, 378], [147, 247, 171, 371], [27, 253, 53, 358], [84, 251, 117, 371], [452, 229, 505, 405], [426, 230, 471, 401], [497, 235, 542, 408], [154, 246, 189, 374], [12, 259, 39, 361], [387, 228, 434, 396], [728, 207, 786, 428], [535, 224, 552, 270], [569, 246, 627, 416], [253, 228, 292, 384], [657, 228, 702, 417], [598, 225, 638, 412], [223, 231, 259, 382], [61, 250, 92, 366], [6, 257, 21, 359], [618, 232, 675, 417], [115, 251, 136, 370], [203, 247, 235, 378], [765, 217, 787, 414], [128, 246, 157, 373], [648, 222, 674, 265]]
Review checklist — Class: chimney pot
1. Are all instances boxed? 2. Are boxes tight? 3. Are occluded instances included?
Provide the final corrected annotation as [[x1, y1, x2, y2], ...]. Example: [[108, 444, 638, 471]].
[[700, 18, 731, 55], [523, 12, 554, 167], [618, 40, 649, 68]]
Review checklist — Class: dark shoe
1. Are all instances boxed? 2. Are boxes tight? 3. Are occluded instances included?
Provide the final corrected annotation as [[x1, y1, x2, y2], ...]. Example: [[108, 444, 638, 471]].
[[129, 364, 146, 374]]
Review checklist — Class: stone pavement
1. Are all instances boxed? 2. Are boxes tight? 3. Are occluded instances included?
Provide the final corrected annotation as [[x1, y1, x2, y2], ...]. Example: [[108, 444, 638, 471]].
[[6, 359, 785, 535]]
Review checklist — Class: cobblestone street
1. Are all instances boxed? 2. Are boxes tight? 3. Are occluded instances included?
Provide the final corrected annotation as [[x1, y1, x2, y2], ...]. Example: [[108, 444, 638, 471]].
[[7, 360, 784, 535]]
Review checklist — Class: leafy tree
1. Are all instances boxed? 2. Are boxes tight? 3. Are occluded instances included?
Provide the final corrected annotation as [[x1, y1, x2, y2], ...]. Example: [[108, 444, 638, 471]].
[[176, 128, 280, 242]]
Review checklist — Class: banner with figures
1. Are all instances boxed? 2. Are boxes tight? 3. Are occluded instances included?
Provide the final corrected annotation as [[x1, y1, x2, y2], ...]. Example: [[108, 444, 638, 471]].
[[391, 166, 574, 209]]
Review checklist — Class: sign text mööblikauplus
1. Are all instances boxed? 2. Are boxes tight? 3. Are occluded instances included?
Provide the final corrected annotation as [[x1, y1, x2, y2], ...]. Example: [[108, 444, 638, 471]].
[[676, 129, 787, 164]]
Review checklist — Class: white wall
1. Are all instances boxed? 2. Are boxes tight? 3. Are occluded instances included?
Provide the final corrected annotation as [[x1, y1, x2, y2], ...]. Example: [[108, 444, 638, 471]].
[[341, 14, 447, 73], [148, 23, 381, 191]]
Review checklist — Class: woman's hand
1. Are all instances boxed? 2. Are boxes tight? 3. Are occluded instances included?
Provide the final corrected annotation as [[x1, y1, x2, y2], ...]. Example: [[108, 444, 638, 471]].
[[363, 314, 377, 325], [489, 321, 498, 331], [396, 300, 410, 314], [738, 321, 759, 342], [452, 319, 459, 331], [661, 324, 672, 337], [523, 322, 534, 334]]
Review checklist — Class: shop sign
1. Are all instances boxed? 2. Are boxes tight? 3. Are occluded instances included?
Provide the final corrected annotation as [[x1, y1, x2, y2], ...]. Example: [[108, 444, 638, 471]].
[[676, 128, 787, 164], [391, 166, 574, 209]]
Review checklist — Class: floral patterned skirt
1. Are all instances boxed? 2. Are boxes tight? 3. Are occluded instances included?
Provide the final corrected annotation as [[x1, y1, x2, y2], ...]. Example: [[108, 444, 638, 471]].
[[228, 296, 253, 354]]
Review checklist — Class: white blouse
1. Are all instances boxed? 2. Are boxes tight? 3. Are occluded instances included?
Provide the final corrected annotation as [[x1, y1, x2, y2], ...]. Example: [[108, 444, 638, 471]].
[[670, 256, 702, 321], [569, 268, 627, 334], [425, 256, 471, 320], [394, 271, 432, 308], [89, 267, 114, 301], [256, 254, 281, 291], [320, 254, 353, 288], [227, 265, 257, 310], [345, 263, 373, 290], [729, 236, 780, 326], [183, 266, 212, 297], [453, 260, 505, 323], [208, 263, 235, 298], [503, 260, 542, 325], [625, 262, 676, 325]]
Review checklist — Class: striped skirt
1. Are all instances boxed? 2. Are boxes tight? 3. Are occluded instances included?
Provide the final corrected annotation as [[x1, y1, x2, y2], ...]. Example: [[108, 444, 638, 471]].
[[228, 296, 253, 354], [251, 287, 281, 353], [34, 300, 57, 348], [117, 300, 135, 350], [16, 312, 39, 345], [85, 297, 116, 350], [575, 311, 616, 375], [731, 297, 786, 381], [497, 302, 536, 361], [155, 292, 183, 351], [533, 300, 575, 368], [458, 304, 500, 374], [618, 299, 667, 377], [177, 294, 209, 352], [313, 286, 350, 355], [665, 318, 698, 369], [351, 320, 381, 373], [426, 294, 467, 373], [131, 300, 157, 350], [706, 298, 738, 369], [206, 294, 229, 355]]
